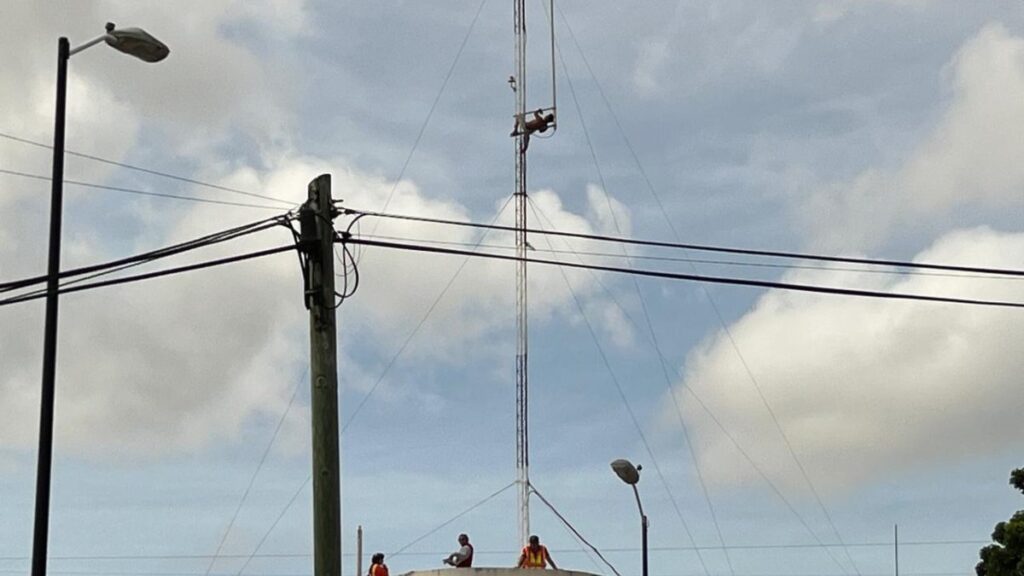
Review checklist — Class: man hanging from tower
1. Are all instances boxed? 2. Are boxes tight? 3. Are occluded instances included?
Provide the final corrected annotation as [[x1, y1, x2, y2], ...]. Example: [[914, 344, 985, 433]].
[[511, 108, 555, 152]]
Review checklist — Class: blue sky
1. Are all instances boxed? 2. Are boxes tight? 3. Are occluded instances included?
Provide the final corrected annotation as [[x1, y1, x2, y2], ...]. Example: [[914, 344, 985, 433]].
[[2, 2, 1024, 576]]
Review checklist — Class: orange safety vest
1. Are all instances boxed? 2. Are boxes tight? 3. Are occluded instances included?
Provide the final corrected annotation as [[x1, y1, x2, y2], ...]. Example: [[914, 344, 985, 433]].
[[371, 564, 389, 576], [521, 545, 548, 568]]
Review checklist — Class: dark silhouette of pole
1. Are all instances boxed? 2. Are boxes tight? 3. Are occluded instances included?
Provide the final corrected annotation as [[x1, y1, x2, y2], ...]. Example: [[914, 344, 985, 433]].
[[633, 484, 649, 576], [301, 174, 341, 576], [31, 36, 69, 576]]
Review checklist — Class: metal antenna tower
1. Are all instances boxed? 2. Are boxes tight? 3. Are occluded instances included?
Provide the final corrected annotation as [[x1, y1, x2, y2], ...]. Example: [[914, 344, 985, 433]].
[[513, 0, 530, 548], [512, 0, 557, 548]]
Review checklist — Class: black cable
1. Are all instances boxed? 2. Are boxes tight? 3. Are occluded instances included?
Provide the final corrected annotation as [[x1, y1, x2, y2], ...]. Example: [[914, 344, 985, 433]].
[[370, 0, 490, 235], [340, 238, 1024, 309], [0, 214, 291, 294], [389, 481, 517, 558], [0, 245, 296, 308], [341, 207, 1024, 278], [0, 168, 286, 211], [0, 130, 294, 206], [204, 370, 306, 576], [526, 199, 862, 570], [338, 194, 514, 435], [357, 233, 1022, 281], [531, 484, 623, 576]]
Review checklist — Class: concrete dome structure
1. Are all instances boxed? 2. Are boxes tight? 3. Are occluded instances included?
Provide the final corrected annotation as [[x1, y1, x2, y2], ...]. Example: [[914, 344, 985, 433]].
[[399, 565, 598, 573], [402, 568, 601, 576]]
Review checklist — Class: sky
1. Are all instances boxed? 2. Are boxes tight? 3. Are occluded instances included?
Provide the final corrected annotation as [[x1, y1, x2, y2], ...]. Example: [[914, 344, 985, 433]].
[[2, 2, 1024, 576]]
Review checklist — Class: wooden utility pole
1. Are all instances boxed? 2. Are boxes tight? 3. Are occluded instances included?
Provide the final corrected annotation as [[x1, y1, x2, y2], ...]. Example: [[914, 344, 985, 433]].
[[300, 174, 341, 576]]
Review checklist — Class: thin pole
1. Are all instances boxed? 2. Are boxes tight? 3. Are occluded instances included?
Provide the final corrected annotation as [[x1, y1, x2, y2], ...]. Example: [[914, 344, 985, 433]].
[[513, 0, 530, 547], [304, 174, 341, 576], [894, 524, 898, 576], [357, 525, 363, 576], [31, 36, 69, 576], [642, 514, 649, 576], [549, 0, 556, 119], [632, 485, 648, 576]]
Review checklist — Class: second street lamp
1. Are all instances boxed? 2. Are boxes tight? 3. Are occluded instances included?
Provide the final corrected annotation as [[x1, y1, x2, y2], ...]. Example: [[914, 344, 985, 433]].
[[32, 22, 168, 576], [611, 459, 649, 576]]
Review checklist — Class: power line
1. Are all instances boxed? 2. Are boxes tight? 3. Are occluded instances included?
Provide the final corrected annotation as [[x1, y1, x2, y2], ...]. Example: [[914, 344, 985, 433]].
[[550, 23, 733, 573], [527, 199, 866, 572], [389, 481, 517, 558], [0, 168, 286, 211], [532, 483, 622, 576], [204, 370, 306, 576], [0, 214, 291, 303], [339, 194, 514, 434], [370, 0, 489, 235], [527, 199, 711, 576], [554, 7, 862, 574], [341, 207, 1024, 279], [340, 237, 1024, 309], [0, 130, 294, 206], [0, 245, 295, 308], [359, 233, 1023, 281]]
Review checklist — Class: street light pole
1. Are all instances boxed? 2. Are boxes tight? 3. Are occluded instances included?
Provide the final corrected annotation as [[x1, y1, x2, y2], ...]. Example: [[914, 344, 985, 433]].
[[31, 35, 70, 576], [634, 484, 649, 576], [611, 459, 649, 576], [30, 24, 168, 576]]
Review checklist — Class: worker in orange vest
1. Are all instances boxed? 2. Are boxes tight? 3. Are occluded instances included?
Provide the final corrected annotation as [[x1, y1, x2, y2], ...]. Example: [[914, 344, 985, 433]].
[[517, 535, 557, 569], [369, 553, 389, 576]]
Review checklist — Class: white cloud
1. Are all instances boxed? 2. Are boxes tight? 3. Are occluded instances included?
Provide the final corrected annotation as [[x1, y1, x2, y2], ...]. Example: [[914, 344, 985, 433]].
[[800, 23, 1024, 251], [665, 227, 1024, 493], [0, 144, 632, 456]]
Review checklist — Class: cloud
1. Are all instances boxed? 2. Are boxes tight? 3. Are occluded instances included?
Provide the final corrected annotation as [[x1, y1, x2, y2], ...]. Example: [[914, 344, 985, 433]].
[[799, 23, 1024, 251], [664, 227, 1024, 494], [0, 145, 633, 456]]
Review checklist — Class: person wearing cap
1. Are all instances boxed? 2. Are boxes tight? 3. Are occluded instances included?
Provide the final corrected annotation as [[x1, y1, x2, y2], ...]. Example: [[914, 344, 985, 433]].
[[517, 535, 557, 569], [443, 533, 474, 567], [369, 553, 389, 576]]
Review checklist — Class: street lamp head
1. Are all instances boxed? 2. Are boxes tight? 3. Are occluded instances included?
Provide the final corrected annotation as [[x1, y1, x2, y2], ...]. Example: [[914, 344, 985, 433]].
[[104, 22, 170, 62], [611, 458, 641, 485]]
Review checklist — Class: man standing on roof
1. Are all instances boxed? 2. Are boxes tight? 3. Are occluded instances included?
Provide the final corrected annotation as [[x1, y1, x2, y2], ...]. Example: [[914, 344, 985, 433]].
[[443, 533, 474, 567], [369, 553, 389, 576], [517, 535, 557, 569]]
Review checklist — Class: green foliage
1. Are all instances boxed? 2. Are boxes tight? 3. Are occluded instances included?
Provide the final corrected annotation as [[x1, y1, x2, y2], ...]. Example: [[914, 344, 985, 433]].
[[976, 468, 1024, 576]]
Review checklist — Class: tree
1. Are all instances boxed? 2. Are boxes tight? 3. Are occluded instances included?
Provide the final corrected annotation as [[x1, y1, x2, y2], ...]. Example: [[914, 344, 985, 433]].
[[976, 468, 1024, 576]]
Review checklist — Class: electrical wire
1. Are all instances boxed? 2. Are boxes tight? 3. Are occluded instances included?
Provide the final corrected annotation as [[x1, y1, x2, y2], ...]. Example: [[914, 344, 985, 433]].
[[0, 245, 296, 308], [526, 199, 868, 572], [0, 168, 287, 211], [338, 194, 514, 434], [0, 130, 294, 206], [389, 481, 518, 558], [339, 237, 1024, 309], [355, 233, 1024, 281], [0, 215, 290, 299], [531, 484, 623, 576], [555, 6, 864, 572], [341, 207, 1024, 279], [551, 26, 731, 574], [204, 369, 306, 576], [370, 0, 490, 236], [0, 214, 292, 308], [526, 199, 711, 576]]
